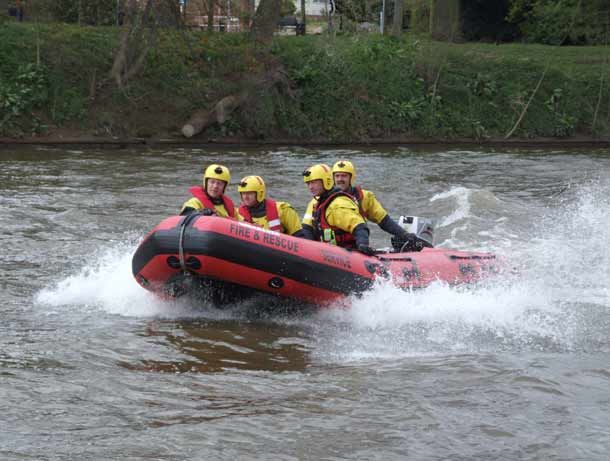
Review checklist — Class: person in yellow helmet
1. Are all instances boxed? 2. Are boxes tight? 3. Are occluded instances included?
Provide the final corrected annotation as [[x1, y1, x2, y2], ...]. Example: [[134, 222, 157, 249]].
[[236, 175, 305, 237], [180, 164, 236, 218], [331, 159, 418, 249], [301, 163, 375, 255]]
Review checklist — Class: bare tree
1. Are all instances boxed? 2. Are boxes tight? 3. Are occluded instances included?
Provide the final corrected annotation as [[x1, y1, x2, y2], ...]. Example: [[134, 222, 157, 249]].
[[300, 0, 306, 31], [391, 0, 403, 37], [206, 0, 215, 31], [110, 0, 158, 88], [181, 0, 293, 138], [250, 0, 281, 44]]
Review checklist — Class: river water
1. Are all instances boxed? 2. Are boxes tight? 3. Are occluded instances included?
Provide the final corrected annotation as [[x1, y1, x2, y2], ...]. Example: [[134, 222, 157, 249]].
[[1, 146, 609, 460]]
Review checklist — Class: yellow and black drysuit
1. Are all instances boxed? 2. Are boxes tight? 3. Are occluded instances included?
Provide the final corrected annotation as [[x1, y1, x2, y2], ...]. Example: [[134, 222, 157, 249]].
[[303, 185, 422, 251], [349, 185, 429, 251], [180, 186, 237, 218], [237, 198, 305, 237], [301, 188, 375, 255], [345, 185, 418, 243]]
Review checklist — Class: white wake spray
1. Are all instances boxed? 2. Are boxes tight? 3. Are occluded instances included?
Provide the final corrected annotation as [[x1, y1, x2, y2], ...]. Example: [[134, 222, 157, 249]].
[[34, 239, 195, 318], [313, 179, 610, 358]]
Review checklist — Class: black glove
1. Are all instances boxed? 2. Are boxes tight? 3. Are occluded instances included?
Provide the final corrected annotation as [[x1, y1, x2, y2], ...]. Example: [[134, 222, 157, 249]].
[[299, 224, 315, 240], [200, 208, 216, 216], [357, 244, 376, 256], [352, 224, 375, 255]]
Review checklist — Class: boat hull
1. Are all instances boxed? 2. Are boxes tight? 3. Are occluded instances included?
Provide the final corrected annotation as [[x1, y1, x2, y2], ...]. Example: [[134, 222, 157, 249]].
[[132, 215, 498, 306]]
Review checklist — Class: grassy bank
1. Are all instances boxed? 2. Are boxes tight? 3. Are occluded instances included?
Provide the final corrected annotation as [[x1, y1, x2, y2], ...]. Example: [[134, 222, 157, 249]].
[[1, 22, 608, 141]]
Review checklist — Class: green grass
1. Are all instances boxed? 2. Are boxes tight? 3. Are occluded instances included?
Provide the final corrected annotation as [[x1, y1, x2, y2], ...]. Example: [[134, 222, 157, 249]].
[[275, 33, 609, 139]]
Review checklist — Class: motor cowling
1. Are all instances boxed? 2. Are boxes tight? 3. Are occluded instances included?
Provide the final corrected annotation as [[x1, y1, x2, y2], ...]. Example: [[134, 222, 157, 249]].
[[391, 216, 435, 252]]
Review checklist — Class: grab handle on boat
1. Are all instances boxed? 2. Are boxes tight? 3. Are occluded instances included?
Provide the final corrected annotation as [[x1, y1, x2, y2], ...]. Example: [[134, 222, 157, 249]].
[[178, 212, 202, 272]]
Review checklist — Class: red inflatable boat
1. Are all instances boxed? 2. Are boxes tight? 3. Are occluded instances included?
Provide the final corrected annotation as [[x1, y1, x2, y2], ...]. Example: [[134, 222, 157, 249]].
[[132, 215, 499, 306]]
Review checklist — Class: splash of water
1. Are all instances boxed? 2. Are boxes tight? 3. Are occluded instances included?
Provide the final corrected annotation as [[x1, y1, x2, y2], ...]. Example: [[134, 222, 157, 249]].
[[311, 277, 562, 359], [34, 241, 197, 318], [35, 179, 610, 357], [520, 178, 610, 306], [312, 179, 610, 359]]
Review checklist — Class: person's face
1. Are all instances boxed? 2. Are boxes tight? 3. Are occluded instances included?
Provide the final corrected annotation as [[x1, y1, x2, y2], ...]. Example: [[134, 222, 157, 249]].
[[206, 178, 226, 198], [333, 172, 351, 191], [240, 191, 258, 207], [307, 179, 325, 197]]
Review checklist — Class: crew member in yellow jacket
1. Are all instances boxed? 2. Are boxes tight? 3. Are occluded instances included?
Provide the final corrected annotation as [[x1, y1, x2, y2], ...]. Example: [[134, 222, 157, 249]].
[[180, 164, 237, 218], [331, 159, 416, 247], [236, 175, 304, 237], [301, 163, 375, 255]]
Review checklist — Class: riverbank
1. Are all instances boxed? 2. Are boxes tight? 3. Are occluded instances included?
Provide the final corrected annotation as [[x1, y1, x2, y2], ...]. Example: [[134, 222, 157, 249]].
[[1, 22, 608, 144], [3, 134, 609, 150]]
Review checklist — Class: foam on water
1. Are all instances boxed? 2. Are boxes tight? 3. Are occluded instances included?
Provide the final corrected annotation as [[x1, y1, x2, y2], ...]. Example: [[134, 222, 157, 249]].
[[34, 239, 197, 318], [34, 238, 252, 320], [312, 276, 565, 361], [522, 179, 610, 306], [313, 178, 610, 358]]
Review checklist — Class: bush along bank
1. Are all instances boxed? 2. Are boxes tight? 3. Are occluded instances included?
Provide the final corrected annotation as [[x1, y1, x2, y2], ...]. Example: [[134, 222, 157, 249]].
[[1, 22, 609, 142]]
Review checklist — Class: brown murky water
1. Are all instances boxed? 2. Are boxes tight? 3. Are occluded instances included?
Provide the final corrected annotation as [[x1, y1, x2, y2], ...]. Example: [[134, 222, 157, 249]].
[[1, 146, 609, 459]]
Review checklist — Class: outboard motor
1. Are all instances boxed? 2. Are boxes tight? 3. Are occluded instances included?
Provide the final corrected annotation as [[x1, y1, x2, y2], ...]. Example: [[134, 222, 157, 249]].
[[391, 216, 435, 252]]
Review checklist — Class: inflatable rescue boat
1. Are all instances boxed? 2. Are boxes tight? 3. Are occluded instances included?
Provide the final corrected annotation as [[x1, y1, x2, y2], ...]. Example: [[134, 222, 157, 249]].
[[132, 215, 499, 307]]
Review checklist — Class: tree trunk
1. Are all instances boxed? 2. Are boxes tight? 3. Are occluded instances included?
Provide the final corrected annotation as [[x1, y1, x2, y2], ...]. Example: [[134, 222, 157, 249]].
[[430, 0, 463, 41], [181, 57, 292, 138], [110, 0, 158, 89], [250, 0, 281, 45], [391, 0, 403, 37], [207, 0, 215, 31], [239, 0, 250, 30], [182, 0, 293, 138], [300, 0, 306, 29]]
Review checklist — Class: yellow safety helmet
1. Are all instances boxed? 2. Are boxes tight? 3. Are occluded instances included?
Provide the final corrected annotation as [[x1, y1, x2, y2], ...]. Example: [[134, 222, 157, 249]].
[[332, 160, 356, 185], [203, 164, 230, 190], [238, 175, 266, 202], [302, 163, 333, 191]]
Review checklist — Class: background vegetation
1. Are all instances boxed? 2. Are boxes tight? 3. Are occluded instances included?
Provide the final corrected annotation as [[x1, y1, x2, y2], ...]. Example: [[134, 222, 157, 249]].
[[1, 0, 608, 141]]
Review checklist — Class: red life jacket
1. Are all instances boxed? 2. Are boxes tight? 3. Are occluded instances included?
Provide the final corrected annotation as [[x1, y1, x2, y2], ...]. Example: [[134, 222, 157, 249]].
[[313, 191, 359, 248], [188, 186, 235, 218], [238, 199, 282, 232]]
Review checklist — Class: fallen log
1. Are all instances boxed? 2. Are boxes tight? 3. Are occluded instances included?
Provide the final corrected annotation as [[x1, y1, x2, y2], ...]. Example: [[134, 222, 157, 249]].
[[181, 92, 248, 138], [181, 55, 293, 139]]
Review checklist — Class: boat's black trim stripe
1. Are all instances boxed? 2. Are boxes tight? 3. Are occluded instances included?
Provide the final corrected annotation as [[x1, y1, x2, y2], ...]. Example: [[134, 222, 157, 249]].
[[185, 229, 372, 295], [133, 227, 373, 295], [132, 230, 181, 275]]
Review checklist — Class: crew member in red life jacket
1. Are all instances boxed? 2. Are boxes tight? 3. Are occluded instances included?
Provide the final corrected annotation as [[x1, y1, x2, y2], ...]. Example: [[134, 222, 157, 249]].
[[331, 159, 418, 248], [301, 163, 376, 256], [237, 175, 305, 237], [180, 164, 236, 218]]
